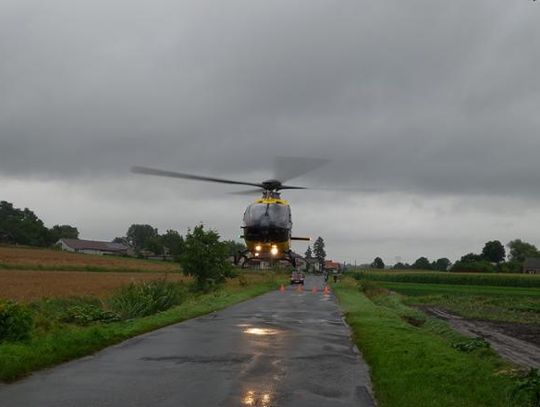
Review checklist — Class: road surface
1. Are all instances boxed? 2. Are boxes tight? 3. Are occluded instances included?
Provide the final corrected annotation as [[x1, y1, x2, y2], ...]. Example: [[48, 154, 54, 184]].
[[0, 276, 374, 406]]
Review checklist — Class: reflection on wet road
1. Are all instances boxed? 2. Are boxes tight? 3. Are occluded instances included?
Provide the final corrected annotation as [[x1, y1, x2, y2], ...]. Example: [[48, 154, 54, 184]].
[[0, 276, 374, 406]]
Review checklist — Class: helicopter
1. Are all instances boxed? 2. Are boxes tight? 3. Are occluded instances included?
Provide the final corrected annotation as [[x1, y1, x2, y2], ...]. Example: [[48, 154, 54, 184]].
[[131, 157, 327, 268]]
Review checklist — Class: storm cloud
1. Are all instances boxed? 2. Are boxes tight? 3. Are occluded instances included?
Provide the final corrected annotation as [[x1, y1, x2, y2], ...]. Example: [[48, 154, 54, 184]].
[[1, 0, 539, 262]]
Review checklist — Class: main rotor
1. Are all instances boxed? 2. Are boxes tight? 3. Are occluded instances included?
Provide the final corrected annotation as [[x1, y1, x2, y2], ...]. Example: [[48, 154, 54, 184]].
[[131, 157, 329, 196]]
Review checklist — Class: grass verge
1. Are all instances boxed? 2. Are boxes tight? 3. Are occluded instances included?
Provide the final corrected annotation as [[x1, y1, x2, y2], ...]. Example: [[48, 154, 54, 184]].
[[0, 274, 283, 382], [333, 278, 532, 407]]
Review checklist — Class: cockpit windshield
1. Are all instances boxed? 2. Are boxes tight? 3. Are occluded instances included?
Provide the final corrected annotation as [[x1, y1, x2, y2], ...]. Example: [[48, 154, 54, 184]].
[[243, 203, 291, 229]]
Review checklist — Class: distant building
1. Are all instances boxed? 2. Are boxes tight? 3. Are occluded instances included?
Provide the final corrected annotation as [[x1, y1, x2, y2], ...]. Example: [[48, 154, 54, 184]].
[[57, 238, 129, 256], [324, 260, 341, 273], [523, 258, 540, 274]]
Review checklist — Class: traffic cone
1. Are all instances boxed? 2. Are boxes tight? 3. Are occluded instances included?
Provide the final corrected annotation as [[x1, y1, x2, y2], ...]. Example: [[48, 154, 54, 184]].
[[280, 284, 285, 292], [312, 286, 317, 294], [323, 285, 330, 295]]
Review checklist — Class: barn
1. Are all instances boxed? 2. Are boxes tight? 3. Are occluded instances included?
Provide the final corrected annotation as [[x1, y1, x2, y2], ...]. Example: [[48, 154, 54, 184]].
[[57, 238, 129, 256], [523, 258, 540, 274]]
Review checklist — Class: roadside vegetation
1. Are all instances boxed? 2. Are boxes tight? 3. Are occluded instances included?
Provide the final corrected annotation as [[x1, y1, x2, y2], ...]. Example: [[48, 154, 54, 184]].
[[0, 224, 285, 382], [334, 278, 540, 407], [0, 271, 284, 382]]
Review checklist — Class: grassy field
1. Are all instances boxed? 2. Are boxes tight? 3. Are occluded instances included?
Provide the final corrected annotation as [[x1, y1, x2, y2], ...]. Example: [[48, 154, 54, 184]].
[[354, 270, 540, 288], [382, 282, 540, 325], [334, 278, 537, 407], [0, 272, 285, 382], [0, 246, 180, 273]]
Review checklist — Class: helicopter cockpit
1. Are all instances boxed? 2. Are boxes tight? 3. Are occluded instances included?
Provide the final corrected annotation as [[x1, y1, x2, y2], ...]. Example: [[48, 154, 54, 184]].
[[242, 202, 291, 243]]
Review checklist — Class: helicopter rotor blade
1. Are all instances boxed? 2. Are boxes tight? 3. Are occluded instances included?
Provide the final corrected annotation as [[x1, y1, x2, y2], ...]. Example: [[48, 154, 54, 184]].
[[131, 166, 264, 188], [278, 185, 308, 190], [273, 156, 329, 183]]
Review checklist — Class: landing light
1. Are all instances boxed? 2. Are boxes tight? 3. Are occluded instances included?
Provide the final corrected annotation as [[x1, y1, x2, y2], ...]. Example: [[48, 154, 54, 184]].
[[254, 252, 259, 257], [270, 246, 278, 256], [255, 245, 262, 251]]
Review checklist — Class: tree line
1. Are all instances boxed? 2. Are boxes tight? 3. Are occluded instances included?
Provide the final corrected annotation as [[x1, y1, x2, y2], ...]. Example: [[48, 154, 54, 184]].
[[0, 201, 79, 246], [114, 223, 245, 260], [370, 239, 540, 273]]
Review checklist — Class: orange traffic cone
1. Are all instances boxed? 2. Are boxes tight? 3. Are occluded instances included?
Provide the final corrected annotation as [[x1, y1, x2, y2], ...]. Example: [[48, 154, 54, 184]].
[[280, 284, 285, 292], [312, 286, 317, 294], [323, 285, 330, 295]]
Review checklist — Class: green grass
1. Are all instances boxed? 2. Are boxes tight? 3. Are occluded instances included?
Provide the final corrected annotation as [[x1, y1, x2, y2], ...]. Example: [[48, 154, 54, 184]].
[[0, 274, 284, 382], [334, 279, 530, 407], [382, 282, 540, 325], [379, 282, 540, 297], [355, 270, 540, 288]]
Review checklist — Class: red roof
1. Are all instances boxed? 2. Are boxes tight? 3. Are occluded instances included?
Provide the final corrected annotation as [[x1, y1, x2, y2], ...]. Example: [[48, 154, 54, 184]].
[[324, 260, 340, 269]]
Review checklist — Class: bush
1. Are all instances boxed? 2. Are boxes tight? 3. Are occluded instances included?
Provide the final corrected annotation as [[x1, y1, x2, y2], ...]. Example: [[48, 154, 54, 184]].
[[0, 300, 33, 342], [511, 369, 540, 407], [180, 224, 233, 291], [451, 261, 496, 273], [108, 280, 185, 319], [62, 304, 120, 326]]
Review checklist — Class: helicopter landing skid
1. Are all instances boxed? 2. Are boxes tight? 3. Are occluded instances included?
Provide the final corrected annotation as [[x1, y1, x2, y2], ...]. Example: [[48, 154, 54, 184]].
[[235, 250, 297, 269]]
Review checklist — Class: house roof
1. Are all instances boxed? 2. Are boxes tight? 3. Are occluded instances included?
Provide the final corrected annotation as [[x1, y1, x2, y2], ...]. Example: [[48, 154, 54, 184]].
[[59, 238, 129, 252], [324, 260, 340, 269], [523, 257, 540, 269]]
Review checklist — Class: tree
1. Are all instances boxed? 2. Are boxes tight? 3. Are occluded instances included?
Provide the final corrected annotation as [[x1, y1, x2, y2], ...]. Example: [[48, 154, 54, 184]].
[[48, 224, 79, 245], [161, 229, 185, 258], [507, 239, 540, 263], [304, 245, 313, 259], [481, 240, 505, 263], [144, 235, 164, 255], [313, 237, 326, 270], [432, 258, 451, 271], [460, 253, 484, 263], [393, 262, 409, 270], [412, 257, 432, 270], [371, 257, 385, 269], [0, 201, 49, 246], [180, 224, 232, 291], [222, 240, 247, 257], [126, 224, 158, 251]]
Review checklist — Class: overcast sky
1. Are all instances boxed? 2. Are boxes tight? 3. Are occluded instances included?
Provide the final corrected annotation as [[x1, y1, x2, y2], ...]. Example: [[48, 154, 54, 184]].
[[1, 0, 539, 264]]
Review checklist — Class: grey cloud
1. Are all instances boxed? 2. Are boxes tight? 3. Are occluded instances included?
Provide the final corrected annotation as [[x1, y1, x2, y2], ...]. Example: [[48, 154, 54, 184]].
[[1, 0, 539, 261]]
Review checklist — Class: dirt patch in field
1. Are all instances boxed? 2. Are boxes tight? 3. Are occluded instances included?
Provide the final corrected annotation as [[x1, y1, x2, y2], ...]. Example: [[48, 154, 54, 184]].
[[0, 246, 179, 272], [420, 306, 540, 368], [0, 270, 187, 302]]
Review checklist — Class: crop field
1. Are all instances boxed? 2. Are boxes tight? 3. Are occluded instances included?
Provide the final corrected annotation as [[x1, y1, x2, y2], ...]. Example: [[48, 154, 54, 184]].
[[354, 270, 540, 288], [0, 270, 188, 302], [0, 246, 180, 273]]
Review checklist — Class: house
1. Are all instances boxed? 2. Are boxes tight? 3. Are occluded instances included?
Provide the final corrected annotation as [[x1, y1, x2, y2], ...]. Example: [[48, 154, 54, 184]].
[[57, 238, 130, 256], [523, 258, 540, 274], [324, 260, 341, 273]]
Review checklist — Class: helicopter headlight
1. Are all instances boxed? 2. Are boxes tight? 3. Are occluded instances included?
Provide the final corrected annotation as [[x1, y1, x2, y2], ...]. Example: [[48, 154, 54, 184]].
[[255, 245, 262, 252], [270, 246, 278, 256]]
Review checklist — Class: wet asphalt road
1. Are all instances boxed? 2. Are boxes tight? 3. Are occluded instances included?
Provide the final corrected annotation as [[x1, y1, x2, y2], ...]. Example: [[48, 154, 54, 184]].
[[0, 275, 374, 406]]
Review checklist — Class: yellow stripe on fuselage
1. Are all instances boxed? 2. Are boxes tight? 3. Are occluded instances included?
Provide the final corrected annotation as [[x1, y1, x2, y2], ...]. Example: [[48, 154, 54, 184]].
[[255, 197, 289, 205]]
